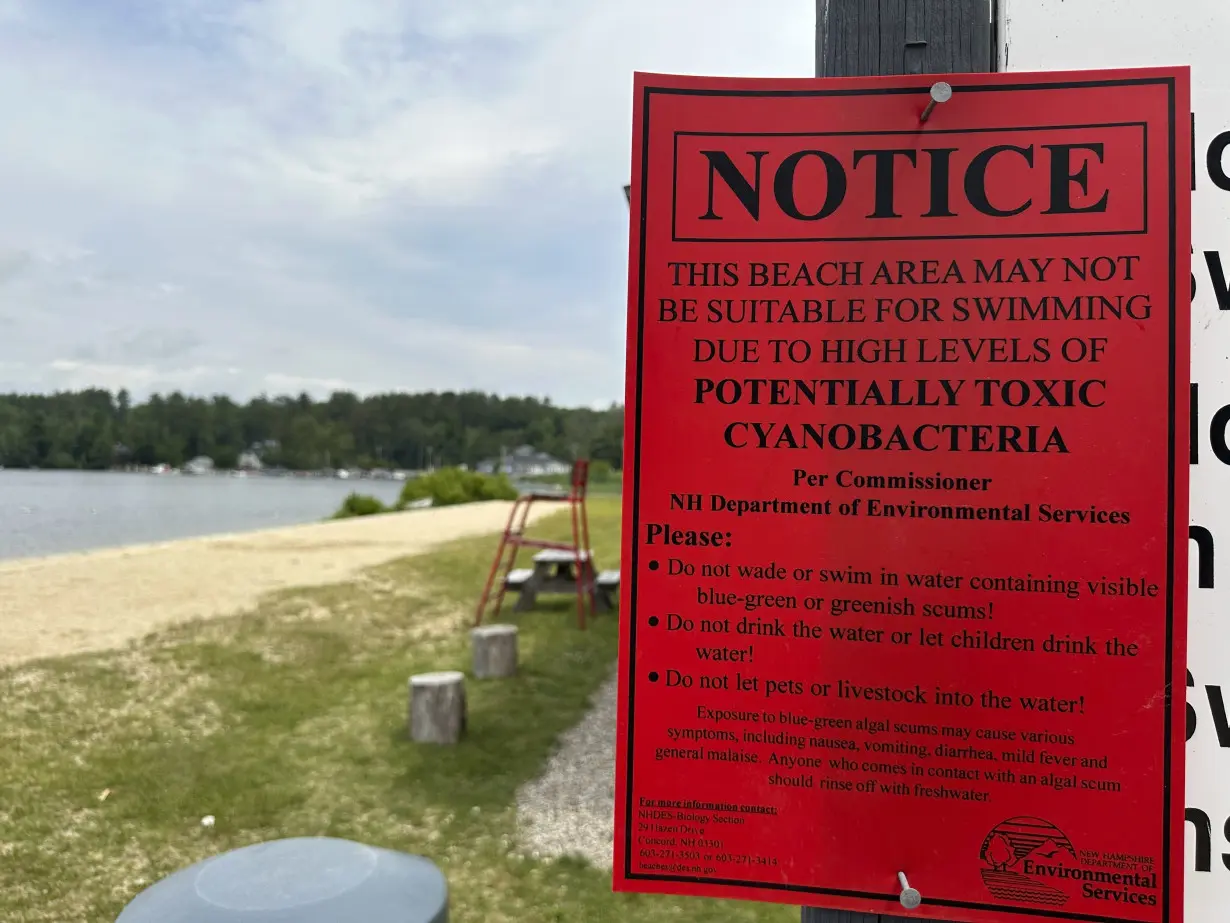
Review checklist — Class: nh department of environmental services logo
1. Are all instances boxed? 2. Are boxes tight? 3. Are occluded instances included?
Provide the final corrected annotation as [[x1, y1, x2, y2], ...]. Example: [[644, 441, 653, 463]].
[[979, 816, 1077, 907]]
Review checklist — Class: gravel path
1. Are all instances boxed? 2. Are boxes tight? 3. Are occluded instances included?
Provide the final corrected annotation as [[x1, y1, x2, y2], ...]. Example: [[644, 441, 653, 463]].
[[516, 670, 618, 868]]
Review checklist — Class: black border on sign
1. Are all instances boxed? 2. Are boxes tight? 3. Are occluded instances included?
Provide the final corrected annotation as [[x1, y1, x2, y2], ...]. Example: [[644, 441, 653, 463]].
[[670, 122, 1149, 242], [622, 76, 1178, 923]]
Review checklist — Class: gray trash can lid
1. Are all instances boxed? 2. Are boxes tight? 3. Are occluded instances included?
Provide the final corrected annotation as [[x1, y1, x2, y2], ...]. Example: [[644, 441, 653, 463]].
[[115, 837, 447, 923]]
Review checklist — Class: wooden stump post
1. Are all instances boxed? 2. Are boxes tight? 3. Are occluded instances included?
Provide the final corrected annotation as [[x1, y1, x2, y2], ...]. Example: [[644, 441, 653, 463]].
[[408, 671, 467, 745], [471, 624, 518, 679]]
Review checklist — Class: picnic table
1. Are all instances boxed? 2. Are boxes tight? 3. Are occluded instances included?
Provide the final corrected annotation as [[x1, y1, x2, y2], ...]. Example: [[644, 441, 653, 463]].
[[504, 549, 620, 614]]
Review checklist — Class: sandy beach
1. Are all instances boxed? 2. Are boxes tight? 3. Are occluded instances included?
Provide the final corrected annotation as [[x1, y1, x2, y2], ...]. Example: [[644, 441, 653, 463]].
[[0, 500, 551, 667]]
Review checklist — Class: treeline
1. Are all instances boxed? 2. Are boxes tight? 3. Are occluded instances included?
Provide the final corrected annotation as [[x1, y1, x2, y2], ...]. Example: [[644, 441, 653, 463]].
[[0, 389, 624, 472]]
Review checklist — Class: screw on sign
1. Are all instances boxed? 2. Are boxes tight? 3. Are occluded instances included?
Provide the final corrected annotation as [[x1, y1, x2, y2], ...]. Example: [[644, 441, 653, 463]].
[[897, 872, 923, 911], [920, 82, 953, 123], [612, 44, 1190, 923]]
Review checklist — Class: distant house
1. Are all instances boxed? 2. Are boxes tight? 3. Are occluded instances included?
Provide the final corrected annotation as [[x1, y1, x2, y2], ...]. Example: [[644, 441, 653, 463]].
[[250, 439, 280, 458], [183, 456, 215, 475], [236, 451, 263, 471], [476, 445, 571, 478]]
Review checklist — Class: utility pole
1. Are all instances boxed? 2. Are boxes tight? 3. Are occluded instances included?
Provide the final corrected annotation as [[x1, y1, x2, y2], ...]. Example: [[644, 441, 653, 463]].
[[805, 2, 997, 920], [815, 0, 995, 80]]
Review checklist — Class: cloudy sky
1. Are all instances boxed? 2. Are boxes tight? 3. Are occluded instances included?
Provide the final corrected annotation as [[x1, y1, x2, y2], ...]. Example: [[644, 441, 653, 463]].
[[0, 0, 812, 406]]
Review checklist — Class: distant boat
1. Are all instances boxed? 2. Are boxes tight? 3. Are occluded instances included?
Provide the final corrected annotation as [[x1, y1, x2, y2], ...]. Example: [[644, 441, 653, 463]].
[[335, 469, 351, 480], [183, 456, 215, 476]]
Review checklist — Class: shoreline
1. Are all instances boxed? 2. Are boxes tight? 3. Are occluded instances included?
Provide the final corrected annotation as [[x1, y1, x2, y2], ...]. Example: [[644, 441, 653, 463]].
[[0, 501, 550, 668], [0, 510, 413, 567]]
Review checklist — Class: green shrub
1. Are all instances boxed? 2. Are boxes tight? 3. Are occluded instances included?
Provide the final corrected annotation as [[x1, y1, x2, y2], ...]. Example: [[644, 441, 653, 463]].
[[396, 467, 518, 509], [332, 492, 389, 519]]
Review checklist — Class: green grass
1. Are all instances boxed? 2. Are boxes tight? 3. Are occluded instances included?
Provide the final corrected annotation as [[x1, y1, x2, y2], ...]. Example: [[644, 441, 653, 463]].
[[520, 471, 623, 498], [0, 498, 789, 923]]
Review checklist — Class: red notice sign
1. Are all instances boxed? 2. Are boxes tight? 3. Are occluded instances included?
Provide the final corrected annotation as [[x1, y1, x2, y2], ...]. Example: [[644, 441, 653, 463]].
[[613, 68, 1191, 923]]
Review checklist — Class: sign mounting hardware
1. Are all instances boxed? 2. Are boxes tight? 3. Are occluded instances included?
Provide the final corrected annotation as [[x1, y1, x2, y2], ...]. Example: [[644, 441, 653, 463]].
[[920, 81, 953, 123]]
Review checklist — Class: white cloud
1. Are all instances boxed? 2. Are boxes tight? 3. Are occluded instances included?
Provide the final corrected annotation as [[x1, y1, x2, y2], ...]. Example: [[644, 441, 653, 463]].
[[0, 0, 814, 404]]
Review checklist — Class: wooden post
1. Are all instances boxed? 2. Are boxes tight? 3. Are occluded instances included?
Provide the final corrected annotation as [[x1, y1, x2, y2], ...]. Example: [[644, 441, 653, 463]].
[[815, 0, 995, 79], [803, 3, 996, 921], [471, 624, 519, 678], [408, 671, 467, 745]]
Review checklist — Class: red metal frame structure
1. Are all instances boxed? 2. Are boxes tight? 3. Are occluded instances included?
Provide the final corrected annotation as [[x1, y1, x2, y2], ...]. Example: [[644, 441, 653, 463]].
[[474, 459, 595, 629]]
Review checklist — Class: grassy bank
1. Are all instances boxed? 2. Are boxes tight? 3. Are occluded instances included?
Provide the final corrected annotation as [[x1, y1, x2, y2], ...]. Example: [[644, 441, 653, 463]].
[[0, 498, 786, 923]]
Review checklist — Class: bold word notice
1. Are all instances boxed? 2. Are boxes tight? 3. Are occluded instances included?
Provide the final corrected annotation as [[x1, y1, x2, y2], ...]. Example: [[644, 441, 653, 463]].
[[613, 68, 1191, 923]]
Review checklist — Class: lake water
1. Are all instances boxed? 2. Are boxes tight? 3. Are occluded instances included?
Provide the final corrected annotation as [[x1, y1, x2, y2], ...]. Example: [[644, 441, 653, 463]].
[[0, 470, 409, 561]]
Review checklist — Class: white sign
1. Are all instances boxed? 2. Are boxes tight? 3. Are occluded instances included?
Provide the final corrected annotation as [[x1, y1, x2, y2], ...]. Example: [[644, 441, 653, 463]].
[[1003, 1, 1229, 919]]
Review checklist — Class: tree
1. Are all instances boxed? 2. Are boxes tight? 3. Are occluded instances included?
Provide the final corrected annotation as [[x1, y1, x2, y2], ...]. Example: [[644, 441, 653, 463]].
[[985, 834, 1014, 871], [0, 387, 626, 472]]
